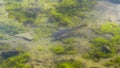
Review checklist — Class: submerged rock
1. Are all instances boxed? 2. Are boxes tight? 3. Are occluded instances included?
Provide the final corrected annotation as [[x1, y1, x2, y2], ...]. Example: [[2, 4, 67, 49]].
[[101, 45, 111, 53], [1, 50, 19, 58], [14, 32, 33, 41]]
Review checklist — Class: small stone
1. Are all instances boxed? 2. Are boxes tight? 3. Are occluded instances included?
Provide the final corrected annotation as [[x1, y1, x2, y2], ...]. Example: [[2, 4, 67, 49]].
[[14, 32, 33, 41], [101, 45, 111, 53]]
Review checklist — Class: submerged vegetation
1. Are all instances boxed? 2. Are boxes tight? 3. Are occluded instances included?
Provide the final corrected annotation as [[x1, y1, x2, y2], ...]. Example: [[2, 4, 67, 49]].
[[55, 60, 84, 68], [51, 45, 77, 55], [0, 0, 120, 68], [0, 52, 30, 68], [83, 22, 120, 62], [4, 0, 96, 26], [0, 23, 26, 35]]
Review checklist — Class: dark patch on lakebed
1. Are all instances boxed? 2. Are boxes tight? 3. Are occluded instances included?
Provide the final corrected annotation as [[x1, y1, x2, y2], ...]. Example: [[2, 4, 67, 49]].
[[1, 50, 20, 59], [53, 24, 97, 41]]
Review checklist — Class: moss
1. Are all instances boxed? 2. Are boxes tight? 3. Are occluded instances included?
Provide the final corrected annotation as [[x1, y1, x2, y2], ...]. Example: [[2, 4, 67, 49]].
[[89, 49, 113, 60], [94, 22, 120, 35], [0, 23, 27, 35], [55, 60, 84, 68], [51, 45, 77, 55], [0, 52, 30, 68], [91, 37, 109, 47], [50, 10, 73, 26], [104, 61, 114, 67], [37, 46, 44, 51], [51, 45, 65, 54], [62, 37, 77, 44], [100, 22, 117, 34], [64, 46, 77, 54], [85, 37, 116, 60], [114, 56, 120, 65], [82, 23, 120, 61], [110, 35, 120, 45], [5, 0, 96, 26], [105, 56, 120, 68]]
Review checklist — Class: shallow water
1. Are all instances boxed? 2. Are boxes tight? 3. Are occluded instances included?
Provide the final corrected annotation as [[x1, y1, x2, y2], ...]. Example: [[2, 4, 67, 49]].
[[94, 0, 120, 23], [0, 0, 120, 68]]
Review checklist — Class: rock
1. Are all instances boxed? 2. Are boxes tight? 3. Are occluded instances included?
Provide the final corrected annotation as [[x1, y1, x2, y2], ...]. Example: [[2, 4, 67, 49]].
[[14, 32, 33, 41], [1, 50, 20, 58], [101, 45, 111, 53]]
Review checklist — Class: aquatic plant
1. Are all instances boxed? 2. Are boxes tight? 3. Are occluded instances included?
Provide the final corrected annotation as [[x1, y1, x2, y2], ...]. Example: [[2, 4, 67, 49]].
[[110, 35, 120, 45], [0, 52, 30, 68], [84, 37, 115, 61], [55, 60, 84, 68], [85, 23, 120, 60], [0, 23, 27, 35], [91, 37, 109, 46], [95, 22, 120, 35], [51, 45, 65, 54], [4, 0, 96, 26], [51, 45, 77, 55], [105, 56, 120, 68], [62, 37, 77, 44]]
